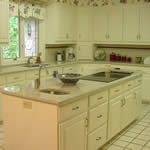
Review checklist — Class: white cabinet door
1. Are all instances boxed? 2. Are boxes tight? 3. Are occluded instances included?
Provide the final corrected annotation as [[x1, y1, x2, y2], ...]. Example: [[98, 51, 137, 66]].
[[77, 8, 93, 42], [94, 8, 108, 42], [121, 93, 134, 130], [142, 74, 150, 102], [0, 0, 9, 43], [59, 113, 87, 150], [139, 7, 150, 42], [77, 43, 93, 60], [65, 5, 77, 42], [88, 124, 107, 150], [108, 96, 122, 140], [108, 7, 123, 42], [45, 3, 76, 43], [123, 6, 139, 42]]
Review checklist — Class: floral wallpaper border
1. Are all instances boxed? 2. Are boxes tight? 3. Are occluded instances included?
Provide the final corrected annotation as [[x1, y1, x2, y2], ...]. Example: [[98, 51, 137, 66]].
[[9, 1, 45, 20], [56, 0, 150, 7]]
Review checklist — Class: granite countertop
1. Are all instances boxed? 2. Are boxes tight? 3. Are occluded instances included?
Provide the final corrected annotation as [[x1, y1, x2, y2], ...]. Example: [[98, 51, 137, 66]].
[[0, 71, 142, 106]]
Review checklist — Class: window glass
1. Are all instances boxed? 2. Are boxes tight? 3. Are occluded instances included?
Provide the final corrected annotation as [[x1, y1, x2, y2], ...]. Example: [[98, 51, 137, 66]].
[[24, 18, 39, 57], [3, 16, 19, 59]]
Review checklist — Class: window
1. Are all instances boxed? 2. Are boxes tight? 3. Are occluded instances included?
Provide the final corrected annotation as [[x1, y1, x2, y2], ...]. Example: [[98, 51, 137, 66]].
[[24, 18, 39, 57], [3, 16, 19, 59]]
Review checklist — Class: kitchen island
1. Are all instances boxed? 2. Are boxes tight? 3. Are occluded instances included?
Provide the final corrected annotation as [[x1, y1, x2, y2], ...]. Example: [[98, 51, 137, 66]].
[[1, 70, 142, 150]]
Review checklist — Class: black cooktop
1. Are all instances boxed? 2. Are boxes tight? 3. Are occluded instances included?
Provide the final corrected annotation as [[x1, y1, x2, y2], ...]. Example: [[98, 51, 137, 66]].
[[81, 71, 133, 83]]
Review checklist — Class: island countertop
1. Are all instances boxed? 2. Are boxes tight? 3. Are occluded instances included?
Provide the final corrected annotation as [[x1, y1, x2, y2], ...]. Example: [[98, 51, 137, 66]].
[[0, 71, 142, 106]]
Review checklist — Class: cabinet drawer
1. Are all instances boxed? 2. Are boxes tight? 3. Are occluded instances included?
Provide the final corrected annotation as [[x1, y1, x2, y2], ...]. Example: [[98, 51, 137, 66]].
[[110, 85, 122, 98], [89, 90, 108, 107], [6, 72, 25, 84], [59, 97, 88, 122], [88, 124, 107, 150], [89, 102, 108, 132], [0, 75, 5, 86], [124, 80, 134, 91]]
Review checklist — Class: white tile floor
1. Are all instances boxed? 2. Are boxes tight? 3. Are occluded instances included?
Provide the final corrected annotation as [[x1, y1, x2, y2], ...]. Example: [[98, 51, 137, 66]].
[[102, 104, 150, 150], [0, 104, 150, 150]]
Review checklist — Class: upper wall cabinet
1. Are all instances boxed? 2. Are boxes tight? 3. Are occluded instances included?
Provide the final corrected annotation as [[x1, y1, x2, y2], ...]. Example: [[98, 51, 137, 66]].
[[123, 6, 150, 43], [45, 3, 77, 44], [123, 6, 139, 42], [0, 0, 9, 44], [139, 7, 150, 42], [94, 7, 123, 43], [77, 7, 94, 42]]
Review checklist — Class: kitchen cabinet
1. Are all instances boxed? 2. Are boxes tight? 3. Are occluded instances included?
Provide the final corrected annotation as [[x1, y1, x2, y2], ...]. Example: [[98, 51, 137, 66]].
[[77, 7, 93, 42], [59, 113, 87, 150], [123, 6, 150, 43], [139, 7, 150, 42], [76, 43, 93, 60], [108, 96, 122, 140], [0, 0, 9, 43], [45, 3, 77, 44], [88, 124, 107, 150], [121, 92, 135, 130], [142, 74, 150, 102], [88, 90, 108, 150], [94, 7, 123, 42], [123, 6, 139, 42]]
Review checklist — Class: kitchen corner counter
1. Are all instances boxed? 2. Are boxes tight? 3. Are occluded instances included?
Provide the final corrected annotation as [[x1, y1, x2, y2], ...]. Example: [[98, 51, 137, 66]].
[[0, 71, 142, 106]]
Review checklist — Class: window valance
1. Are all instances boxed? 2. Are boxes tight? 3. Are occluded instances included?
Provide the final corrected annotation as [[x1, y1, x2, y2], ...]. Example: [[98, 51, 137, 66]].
[[9, 1, 45, 20]]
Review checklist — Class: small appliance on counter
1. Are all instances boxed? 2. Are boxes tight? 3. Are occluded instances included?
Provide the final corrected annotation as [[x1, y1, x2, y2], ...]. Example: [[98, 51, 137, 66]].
[[56, 52, 63, 62], [65, 47, 75, 62]]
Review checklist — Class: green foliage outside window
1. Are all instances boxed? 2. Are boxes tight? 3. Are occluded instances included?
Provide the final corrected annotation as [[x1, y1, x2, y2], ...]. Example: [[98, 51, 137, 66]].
[[3, 16, 19, 59]]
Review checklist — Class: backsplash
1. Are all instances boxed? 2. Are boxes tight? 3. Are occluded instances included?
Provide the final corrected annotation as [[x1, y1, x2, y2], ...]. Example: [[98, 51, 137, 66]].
[[56, 0, 150, 7], [95, 48, 150, 63]]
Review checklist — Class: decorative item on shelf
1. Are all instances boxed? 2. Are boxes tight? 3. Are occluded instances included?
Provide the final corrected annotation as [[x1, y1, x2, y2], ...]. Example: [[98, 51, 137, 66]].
[[122, 56, 127, 62], [110, 52, 116, 61], [36, 51, 42, 64], [116, 54, 121, 62], [144, 57, 150, 64], [135, 57, 142, 64], [94, 50, 106, 61], [127, 57, 132, 63]]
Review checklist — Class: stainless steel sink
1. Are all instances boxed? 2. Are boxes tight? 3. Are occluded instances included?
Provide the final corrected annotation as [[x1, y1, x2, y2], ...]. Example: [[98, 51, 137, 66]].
[[40, 88, 70, 95]]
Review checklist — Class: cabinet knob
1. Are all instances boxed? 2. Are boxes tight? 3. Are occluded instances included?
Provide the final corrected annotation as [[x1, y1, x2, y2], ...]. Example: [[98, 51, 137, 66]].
[[72, 106, 79, 111], [97, 114, 102, 118], [97, 96, 103, 100], [96, 137, 102, 141]]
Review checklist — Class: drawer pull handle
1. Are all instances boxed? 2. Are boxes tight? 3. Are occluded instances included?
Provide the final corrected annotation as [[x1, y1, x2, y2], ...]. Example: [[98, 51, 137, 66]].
[[72, 106, 79, 111], [115, 89, 120, 93], [97, 115, 102, 118], [96, 137, 102, 141], [98, 96, 103, 100]]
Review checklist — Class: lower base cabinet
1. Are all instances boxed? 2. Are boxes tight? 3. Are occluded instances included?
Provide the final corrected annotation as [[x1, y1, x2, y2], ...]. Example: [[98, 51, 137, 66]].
[[59, 113, 87, 150], [108, 96, 122, 140], [88, 124, 107, 150]]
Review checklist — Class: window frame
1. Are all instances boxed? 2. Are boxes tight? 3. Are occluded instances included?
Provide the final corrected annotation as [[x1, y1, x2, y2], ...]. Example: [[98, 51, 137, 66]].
[[0, 17, 40, 66]]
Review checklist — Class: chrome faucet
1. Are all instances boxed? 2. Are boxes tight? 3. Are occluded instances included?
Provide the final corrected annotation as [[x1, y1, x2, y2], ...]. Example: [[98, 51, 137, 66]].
[[27, 56, 33, 64], [35, 64, 49, 89]]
